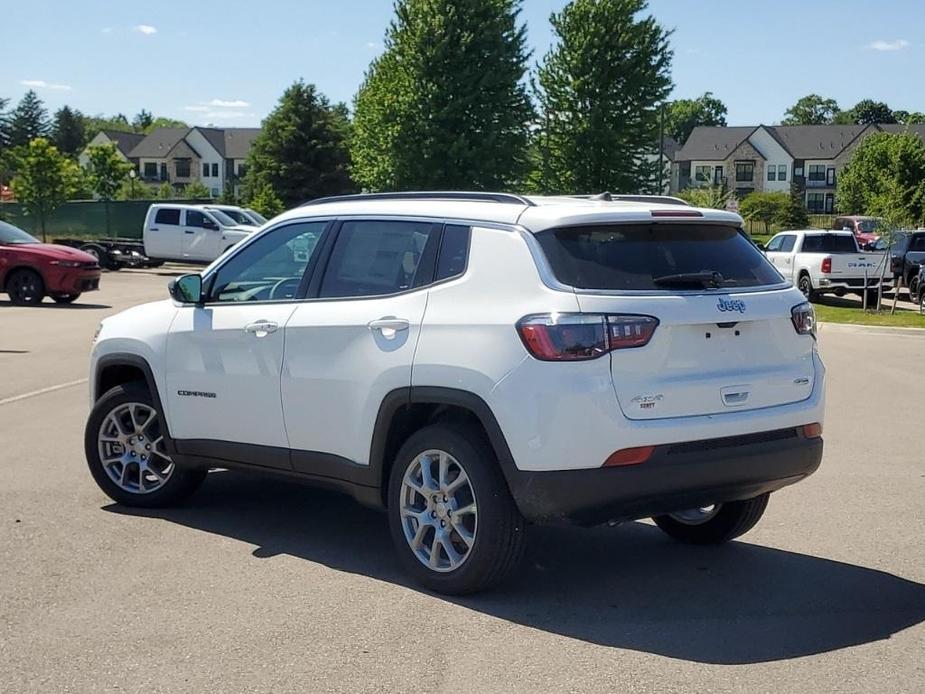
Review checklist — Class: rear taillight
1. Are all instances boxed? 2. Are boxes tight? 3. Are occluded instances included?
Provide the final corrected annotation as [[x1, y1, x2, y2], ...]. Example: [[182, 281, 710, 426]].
[[516, 313, 658, 361], [791, 302, 816, 338], [821, 257, 832, 273]]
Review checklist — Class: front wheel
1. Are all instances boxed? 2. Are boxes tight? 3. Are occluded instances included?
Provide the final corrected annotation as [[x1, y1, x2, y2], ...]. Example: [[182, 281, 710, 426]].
[[387, 425, 526, 595], [84, 383, 206, 507], [7, 268, 45, 305], [653, 493, 770, 545]]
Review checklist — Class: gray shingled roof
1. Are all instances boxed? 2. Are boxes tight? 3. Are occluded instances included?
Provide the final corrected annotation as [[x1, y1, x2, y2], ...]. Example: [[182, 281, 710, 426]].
[[223, 128, 261, 159], [128, 127, 189, 158], [195, 127, 227, 157], [660, 135, 680, 161], [101, 130, 145, 158], [767, 124, 871, 159], [878, 123, 925, 139], [675, 126, 757, 161]]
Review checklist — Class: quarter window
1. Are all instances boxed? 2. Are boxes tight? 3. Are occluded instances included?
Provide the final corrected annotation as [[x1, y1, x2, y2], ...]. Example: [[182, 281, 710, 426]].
[[319, 220, 436, 298], [210, 222, 327, 302], [435, 225, 471, 281]]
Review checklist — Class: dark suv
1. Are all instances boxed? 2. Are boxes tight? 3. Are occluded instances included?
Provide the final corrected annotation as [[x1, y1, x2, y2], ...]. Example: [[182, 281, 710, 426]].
[[888, 231, 925, 303]]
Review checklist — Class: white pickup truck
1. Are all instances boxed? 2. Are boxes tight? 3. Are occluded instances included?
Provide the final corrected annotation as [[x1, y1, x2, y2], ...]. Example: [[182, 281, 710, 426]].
[[764, 229, 892, 302]]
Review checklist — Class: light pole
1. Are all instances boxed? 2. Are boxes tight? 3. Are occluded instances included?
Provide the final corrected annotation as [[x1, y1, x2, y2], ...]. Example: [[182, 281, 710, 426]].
[[128, 168, 137, 199]]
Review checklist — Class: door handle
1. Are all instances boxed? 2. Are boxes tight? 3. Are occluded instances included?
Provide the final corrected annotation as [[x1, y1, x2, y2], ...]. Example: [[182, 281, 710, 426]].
[[368, 317, 410, 332], [185, 230, 195, 234], [149, 227, 159, 231], [244, 321, 279, 337]]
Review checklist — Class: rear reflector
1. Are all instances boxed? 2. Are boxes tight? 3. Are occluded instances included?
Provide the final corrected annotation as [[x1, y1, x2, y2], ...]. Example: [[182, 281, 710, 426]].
[[603, 446, 655, 467], [517, 313, 658, 361], [802, 423, 823, 438]]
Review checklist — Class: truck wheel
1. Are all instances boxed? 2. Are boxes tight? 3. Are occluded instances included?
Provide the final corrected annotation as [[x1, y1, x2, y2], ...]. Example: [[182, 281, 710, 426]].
[[85, 383, 206, 508], [865, 289, 880, 307], [387, 424, 526, 595], [797, 274, 817, 302], [52, 294, 81, 304], [80, 244, 104, 264], [908, 276, 920, 303], [7, 268, 45, 305], [653, 493, 770, 545]]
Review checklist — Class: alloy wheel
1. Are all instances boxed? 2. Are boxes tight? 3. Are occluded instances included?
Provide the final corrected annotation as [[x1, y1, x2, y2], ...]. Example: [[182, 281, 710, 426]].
[[668, 505, 722, 525], [97, 402, 174, 494], [399, 449, 477, 572], [10, 272, 40, 303]]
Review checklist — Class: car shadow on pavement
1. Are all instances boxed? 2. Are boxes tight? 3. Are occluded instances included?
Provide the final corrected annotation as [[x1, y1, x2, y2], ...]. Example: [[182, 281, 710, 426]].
[[104, 471, 925, 665], [0, 300, 111, 309]]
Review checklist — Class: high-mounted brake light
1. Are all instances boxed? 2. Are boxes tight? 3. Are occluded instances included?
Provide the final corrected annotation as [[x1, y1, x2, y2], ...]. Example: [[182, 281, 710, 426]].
[[651, 210, 704, 218], [516, 313, 659, 361], [821, 256, 832, 274]]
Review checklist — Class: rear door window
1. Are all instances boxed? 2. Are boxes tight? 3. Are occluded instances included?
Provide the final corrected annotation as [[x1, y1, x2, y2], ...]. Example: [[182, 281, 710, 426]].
[[154, 208, 181, 225], [779, 235, 796, 252], [536, 223, 782, 291], [801, 235, 857, 253]]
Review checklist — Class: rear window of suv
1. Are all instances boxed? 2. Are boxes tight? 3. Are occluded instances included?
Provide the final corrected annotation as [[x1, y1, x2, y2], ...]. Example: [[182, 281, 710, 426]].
[[536, 223, 782, 291]]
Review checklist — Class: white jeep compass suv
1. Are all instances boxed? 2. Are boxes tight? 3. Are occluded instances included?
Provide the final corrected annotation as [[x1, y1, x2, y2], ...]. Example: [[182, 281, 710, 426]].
[[86, 192, 825, 594]]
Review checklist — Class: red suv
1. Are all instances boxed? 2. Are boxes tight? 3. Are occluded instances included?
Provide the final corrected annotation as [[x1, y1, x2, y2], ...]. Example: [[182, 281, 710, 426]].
[[0, 221, 101, 305]]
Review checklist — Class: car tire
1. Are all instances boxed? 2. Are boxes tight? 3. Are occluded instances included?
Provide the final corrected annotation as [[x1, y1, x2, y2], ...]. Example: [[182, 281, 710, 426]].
[[652, 493, 770, 545], [387, 424, 526, 595], [84, 383, 206, 508], [7, 268, 45, 305], [51, 294, 80, 304], [797, 274, 817, 302], [908, 276, 920, 304], [865, 289, 880, 307]]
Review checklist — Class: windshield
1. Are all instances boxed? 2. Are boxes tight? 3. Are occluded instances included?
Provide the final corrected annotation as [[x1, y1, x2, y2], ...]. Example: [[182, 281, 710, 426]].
[[856, 219, 881, 233], [246, 209, 268, 224], [536, 223, 782, 290], [214, 208, 251, 225], [0, 221, 39, 244], [801, 235, 858, 253], [205, 209, 238, 226]]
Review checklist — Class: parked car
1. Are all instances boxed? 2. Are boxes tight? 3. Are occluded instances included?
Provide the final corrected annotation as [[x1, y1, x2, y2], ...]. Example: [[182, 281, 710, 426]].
[[85, 192, 825, 594], [0, 220, 101, 305], [916, 265, 925, 309], [143, 203, 258, 263], [886, 230, 925, 303], [206, 205, 268, 228], [832, 215, 883, 249], [764, 229, 891, 303]]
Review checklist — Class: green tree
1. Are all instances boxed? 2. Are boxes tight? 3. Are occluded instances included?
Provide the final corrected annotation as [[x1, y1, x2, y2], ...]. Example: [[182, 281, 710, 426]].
[[532, 0, 672, 195], [179, 180, 211, 199], [665, 92, 727, 144], [837, 132, 925, 227], [143, 116, 187, 133], [840, 99, 896, 125], [8, 90, 50, 147], [133, 109, 154, 131], [244, 80, 353, 207], [739, 191, 789, 233], [779, 178, 809, 229], [84, 143, 133, 236], [218, 186, 239, 205], [781, 94, 840, 125], [52, 106, 87, 157], [677, 184, 732, 209], [0, 96, 10, 148], [156, 181, 175, 200], [116, 176, 152, 200], [9, 138, 76, 241], [247, 181, 285, 218], [352, 0, 533, 191]]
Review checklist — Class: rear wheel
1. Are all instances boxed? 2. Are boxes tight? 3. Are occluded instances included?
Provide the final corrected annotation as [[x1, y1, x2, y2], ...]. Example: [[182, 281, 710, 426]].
[[85, 383, 206, 507], [52, 294, 80, 304], [797, 274, 817, 302], [653, 493, 770, 545], [7, 268, 45, 305], [908, 276, 920, 304], [387, 425, 526, 595]]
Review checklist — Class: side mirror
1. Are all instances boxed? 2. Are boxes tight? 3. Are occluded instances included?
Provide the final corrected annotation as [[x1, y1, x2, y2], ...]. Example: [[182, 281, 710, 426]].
[[203, 218, 219, 231], [169, 273, 203, 304]]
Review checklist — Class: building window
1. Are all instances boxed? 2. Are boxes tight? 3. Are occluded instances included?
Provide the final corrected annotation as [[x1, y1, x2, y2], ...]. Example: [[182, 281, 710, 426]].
[[768, 167, 776, 181], [825, 193, 834, 213], [211, 162, 219, 177], [694, 165, 711, 183], [175, 159, 191, 178], [808, 165, 826, 182], [807, 192, 825, 212], [826, 167, 835, 186], [778, 164, 787, 182], [211, 188, 220, 198], [143, 162, 157, 179], [735, 162, 754, 182], [202, 163, 210, 177]]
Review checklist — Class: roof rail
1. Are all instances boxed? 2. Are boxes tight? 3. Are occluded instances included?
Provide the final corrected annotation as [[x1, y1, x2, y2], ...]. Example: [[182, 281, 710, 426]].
[[300, 191, 535, 207]]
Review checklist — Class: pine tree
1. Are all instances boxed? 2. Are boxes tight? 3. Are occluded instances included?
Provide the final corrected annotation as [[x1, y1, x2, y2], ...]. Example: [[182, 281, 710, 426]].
[[243, 80, 353, 207], [0, 97, 10, 148], [8, 90, 51, 147], [52, 106, 87, 157], [780, 178, 809, 229], [352, 0, 533, 190], [532, 0, 673, 194]]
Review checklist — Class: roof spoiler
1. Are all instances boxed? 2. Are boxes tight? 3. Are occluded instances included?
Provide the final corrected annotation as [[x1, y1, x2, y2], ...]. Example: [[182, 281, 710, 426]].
[[572, 192, 691, 207]]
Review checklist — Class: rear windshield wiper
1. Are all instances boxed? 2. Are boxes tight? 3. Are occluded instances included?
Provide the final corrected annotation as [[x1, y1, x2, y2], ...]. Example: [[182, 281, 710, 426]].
[[652, 271, 727, 288]]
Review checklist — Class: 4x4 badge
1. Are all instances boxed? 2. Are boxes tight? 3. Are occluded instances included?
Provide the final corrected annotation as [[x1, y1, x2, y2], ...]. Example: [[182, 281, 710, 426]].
[[717, 297, 746, 313]]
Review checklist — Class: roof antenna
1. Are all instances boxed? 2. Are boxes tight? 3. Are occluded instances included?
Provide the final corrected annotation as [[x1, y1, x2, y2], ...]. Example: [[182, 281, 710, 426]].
[[589, 192, 612, 201]]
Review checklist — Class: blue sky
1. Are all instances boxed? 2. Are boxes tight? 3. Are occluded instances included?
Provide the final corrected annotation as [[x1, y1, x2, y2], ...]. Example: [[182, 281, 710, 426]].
[[2, 0, 922, 128]]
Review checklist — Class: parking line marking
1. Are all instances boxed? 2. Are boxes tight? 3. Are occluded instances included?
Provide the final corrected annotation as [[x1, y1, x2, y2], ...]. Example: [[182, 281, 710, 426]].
[[0, 378, 88, 406]]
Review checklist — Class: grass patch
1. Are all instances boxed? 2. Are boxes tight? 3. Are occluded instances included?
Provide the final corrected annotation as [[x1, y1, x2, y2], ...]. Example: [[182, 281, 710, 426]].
[[814, 302, 925, 328]]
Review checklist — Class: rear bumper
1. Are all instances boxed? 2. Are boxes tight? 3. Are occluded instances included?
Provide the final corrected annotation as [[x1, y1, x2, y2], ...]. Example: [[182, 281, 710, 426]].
[[506, 428, 823, 526]]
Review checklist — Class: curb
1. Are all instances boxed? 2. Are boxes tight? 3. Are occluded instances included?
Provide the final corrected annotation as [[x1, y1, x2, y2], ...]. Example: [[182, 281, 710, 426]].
[[819, 321, 925, 336]]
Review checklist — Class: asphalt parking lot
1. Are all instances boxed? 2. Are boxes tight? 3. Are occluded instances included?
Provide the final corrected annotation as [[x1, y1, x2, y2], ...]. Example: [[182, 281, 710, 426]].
[[1, 268, 923, 693]]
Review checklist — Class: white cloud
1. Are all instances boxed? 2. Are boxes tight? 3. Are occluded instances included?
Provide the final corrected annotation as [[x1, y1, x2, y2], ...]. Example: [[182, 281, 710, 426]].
[[134, 24, 157, 35], [208, 99, 250, 108], [20, 79, 72, 91], [868, 39, 909, 51], [184, 105, 210, 112]]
